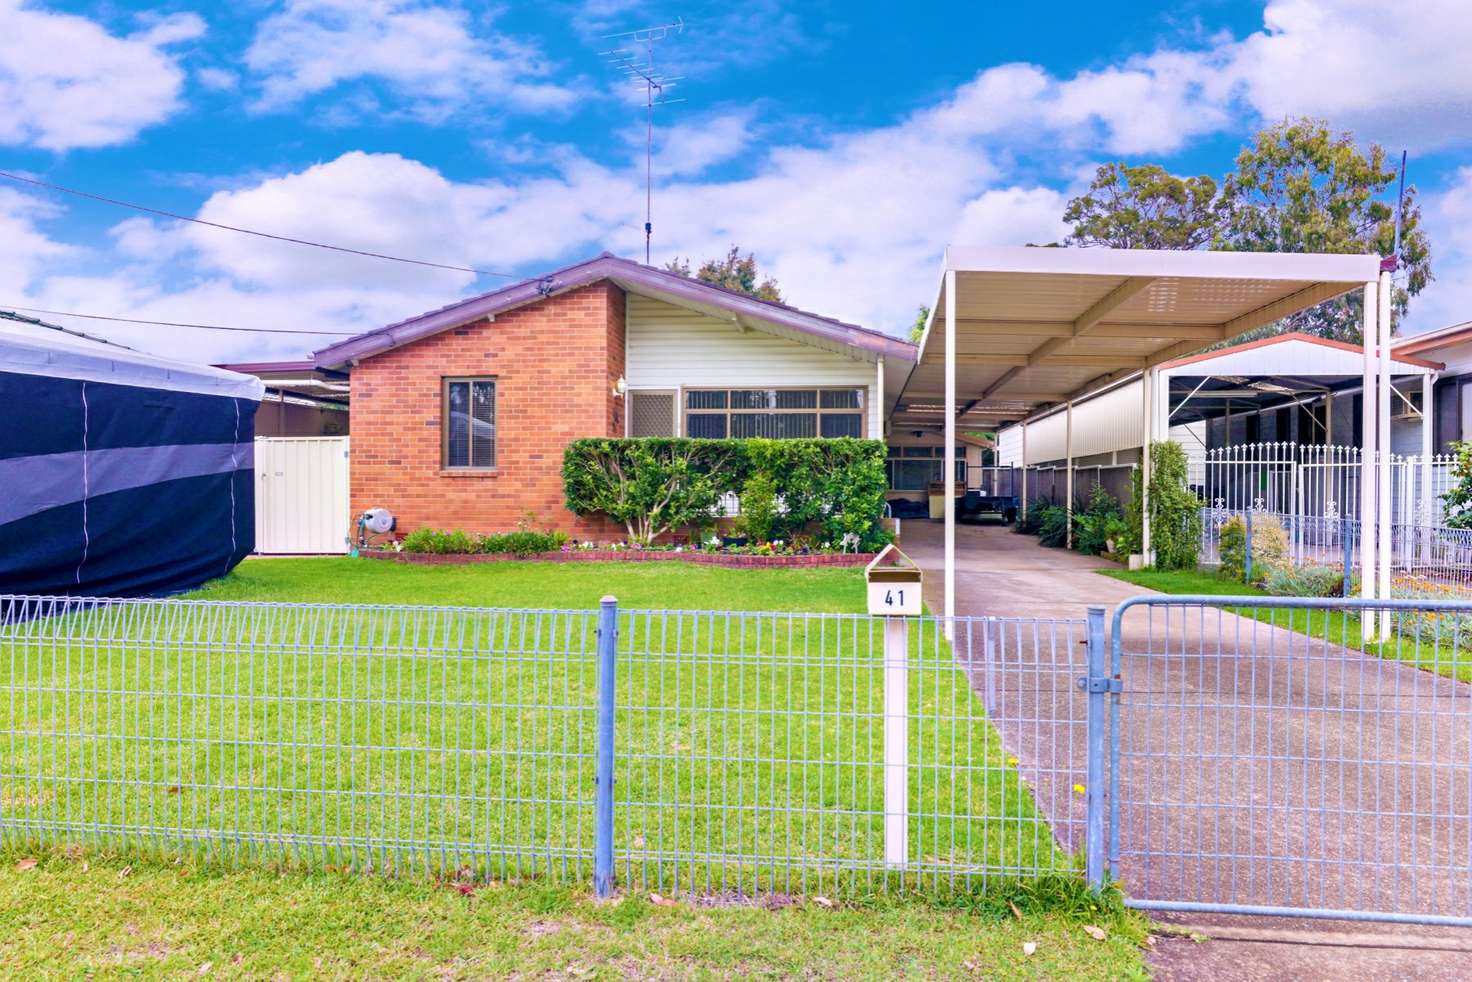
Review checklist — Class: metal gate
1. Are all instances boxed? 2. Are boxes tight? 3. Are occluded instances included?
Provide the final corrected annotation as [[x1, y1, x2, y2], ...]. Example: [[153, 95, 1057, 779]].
[[254, 436, 350, 554], [1104, 595, 1472, 926]]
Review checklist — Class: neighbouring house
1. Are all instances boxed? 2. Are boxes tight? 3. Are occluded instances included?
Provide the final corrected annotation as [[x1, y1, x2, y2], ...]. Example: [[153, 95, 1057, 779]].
[[215, 361, 349, 437], [1394, 319, 1472, 451], [312, 253, 917, 539], [1, 310, 263, 596]]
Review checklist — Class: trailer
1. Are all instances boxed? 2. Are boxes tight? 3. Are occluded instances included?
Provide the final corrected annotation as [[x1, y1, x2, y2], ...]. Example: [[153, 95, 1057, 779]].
[[958, 465, 1020, 523]]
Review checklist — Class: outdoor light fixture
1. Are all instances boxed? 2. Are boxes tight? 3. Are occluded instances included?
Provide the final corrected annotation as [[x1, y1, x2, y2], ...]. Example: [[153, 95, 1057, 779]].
[[612, 376, 627, 397]]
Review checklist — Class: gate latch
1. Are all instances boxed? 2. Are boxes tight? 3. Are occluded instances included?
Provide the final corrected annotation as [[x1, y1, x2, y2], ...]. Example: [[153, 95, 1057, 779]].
[[1076, 676, 1122, 694]]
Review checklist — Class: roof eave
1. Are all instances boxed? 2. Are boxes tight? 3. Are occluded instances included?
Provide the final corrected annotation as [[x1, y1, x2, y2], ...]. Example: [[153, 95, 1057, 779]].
[[314, 254, 917, 370]]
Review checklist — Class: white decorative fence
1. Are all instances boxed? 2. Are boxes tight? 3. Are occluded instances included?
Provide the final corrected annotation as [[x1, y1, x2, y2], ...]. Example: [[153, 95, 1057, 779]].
[[1195, 442, 1468, 595]]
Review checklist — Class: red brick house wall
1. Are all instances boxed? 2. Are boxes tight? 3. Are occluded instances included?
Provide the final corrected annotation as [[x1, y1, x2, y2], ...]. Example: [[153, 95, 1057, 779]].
[[349, 281, 625, 538]]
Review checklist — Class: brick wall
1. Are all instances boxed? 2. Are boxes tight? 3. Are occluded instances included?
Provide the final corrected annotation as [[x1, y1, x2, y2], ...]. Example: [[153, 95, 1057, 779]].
[[349, 281, 626, 538]]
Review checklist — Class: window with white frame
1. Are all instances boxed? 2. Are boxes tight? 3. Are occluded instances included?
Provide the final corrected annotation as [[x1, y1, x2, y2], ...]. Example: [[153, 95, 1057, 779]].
[[683, 387, 865, 439], [442, 377, 496, 469]]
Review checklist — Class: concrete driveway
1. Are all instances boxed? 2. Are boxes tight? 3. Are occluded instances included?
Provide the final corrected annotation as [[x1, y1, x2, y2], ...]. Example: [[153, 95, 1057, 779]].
[[898, 518, 1472, 981]]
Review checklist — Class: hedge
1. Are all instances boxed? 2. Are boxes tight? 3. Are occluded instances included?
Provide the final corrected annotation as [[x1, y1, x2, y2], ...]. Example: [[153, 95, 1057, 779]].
[[562, 437, 891, 550]]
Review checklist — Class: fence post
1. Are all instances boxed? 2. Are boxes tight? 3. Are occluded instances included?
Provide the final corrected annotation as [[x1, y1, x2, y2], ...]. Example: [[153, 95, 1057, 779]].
[[1083, 607, 1108, 890], [883, 616, 909, 869], [1244, 509, 1254, 584], [594, 596, 618, 898], [1342, 516, 1353, 599]]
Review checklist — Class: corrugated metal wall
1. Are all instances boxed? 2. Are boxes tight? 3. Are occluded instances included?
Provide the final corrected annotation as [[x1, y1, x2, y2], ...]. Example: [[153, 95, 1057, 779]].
[[255, 437, 351, 554]]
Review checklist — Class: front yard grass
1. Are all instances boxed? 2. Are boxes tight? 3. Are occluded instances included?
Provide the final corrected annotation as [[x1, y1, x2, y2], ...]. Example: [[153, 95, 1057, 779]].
[[1102, 566, 1472, 682], [0, 845, 1147, 981], [2, 557, 1151, 979]]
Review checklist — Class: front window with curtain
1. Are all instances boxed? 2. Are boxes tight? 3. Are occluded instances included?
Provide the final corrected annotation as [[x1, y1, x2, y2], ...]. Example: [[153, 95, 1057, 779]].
[[684, 387, 865, 439], [443, 377, 496, 469]]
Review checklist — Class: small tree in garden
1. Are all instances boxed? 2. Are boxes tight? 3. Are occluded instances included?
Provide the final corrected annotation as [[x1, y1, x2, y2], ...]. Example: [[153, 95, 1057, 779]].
[[735, 470, 779, 544], [1126, 440, 1202, 570], [562, 439, 733, 545], [1441, 441, 1472, 529]]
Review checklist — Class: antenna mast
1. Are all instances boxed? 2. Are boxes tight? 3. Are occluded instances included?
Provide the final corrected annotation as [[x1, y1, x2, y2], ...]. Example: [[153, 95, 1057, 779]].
[[603, 18, 684, 265]]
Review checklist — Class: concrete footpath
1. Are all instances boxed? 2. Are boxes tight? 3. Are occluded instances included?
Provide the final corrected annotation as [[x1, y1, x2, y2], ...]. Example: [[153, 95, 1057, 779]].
[[899, 518, 1472, 981]]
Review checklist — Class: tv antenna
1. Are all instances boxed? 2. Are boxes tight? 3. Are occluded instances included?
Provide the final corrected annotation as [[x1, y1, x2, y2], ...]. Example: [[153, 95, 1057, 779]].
[[603, 18, 685, 265]]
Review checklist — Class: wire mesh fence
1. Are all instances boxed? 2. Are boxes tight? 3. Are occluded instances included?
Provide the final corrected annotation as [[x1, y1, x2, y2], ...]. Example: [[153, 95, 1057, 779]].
[[1109, 595, 1472, 925], [0, 595, 1089, 899]]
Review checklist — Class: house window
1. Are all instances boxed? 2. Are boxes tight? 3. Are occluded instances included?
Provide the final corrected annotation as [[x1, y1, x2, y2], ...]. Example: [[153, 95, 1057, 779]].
[[683, 387, 865, 439], [886, 445, 965, 491], [443, 377, 496, 469]]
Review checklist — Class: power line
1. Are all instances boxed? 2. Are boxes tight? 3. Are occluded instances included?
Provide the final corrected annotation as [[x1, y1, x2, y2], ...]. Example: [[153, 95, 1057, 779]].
[[0, 170, 520, 279], [0, 303, 355, 336]]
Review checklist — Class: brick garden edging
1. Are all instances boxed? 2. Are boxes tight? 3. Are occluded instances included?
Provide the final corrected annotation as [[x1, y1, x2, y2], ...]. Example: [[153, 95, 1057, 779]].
[[361, 549, 876, 568]]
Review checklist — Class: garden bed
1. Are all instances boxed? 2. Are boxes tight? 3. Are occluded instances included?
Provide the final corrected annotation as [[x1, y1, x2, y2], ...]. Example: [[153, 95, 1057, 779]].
[[362, 548, 876, 568]]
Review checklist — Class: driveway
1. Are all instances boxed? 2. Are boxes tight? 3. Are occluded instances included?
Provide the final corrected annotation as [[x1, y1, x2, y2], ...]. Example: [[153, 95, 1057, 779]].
[[899, 518, 1472, 981]]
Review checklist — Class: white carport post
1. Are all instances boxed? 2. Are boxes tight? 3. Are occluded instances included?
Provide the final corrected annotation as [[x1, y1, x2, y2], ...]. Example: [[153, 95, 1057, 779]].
[[1422, 371, 1436, 558], [1360, 279, 1378, 641], [943, 268, 956, 636], [1064, 401, 1074, 549], [1377, 269, 1393, 639], [1020, 421, 1029, 513], [1141, 369, 1154, 566]]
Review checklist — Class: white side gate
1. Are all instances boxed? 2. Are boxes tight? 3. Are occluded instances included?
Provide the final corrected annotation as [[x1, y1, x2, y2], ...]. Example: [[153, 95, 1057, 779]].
[[254, 437, 351, 554]]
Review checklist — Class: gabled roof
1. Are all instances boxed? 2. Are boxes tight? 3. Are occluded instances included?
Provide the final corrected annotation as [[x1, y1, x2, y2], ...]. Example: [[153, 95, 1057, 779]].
[[313, 252, 917, 369], [1160, 331, 1444, 372], [1394, 319, 1472, 357]]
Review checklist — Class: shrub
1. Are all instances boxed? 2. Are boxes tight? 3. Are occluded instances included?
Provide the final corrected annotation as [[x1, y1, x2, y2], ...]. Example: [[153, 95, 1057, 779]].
[[563, 437, 891, 550], [734, 470, 779, 544], [1218, 515, 1248, 581], [400, 528, 476, 554], [1126, 441, 1201, 570], [481, 529, 569, 557], [1251, 514, 1290, 580], [1442, 440, 1472, 529], [1263, 564, 1345, 598], [400, 527, 568, 556], [562, 438, 736, 545], [1219, 513, 1291, 584], [1016, 497, 1052, 536], [1073, 485, 1122, 556], [1037, 503, 1070, 548]]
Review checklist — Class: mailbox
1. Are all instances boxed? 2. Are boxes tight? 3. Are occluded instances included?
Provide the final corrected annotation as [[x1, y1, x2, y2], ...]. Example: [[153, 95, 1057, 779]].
[[865, 543, 923, 616]]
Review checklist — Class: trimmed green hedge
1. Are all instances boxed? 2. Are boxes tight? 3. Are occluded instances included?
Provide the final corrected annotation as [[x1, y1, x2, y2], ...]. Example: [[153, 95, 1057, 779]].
[[562, 437, 891, 550], [401, 528, 569, 556]]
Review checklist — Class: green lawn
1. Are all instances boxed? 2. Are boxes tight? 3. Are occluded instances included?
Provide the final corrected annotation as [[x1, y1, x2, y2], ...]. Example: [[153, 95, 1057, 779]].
[[1102, 566, 1472, 682], [0, 846, 1147, 981], [1, 558, 1149, 979]]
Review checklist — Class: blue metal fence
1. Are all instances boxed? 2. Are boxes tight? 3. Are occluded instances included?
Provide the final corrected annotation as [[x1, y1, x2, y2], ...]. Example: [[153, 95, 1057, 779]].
[[1108, 595, 1472, 926], [7, 590, 1472, 925]]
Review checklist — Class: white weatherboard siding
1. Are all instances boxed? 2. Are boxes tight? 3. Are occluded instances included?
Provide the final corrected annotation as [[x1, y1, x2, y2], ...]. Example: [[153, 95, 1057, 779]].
[[624, 294, 880, 436]]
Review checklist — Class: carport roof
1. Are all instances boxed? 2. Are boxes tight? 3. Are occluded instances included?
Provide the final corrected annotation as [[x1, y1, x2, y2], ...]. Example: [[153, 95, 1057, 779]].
[[895, 246, 1384, 431]]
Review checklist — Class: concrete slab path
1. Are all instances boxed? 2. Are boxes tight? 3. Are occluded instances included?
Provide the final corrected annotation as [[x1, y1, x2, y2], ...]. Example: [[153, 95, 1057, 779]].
[[897, 518, 1472, 980]]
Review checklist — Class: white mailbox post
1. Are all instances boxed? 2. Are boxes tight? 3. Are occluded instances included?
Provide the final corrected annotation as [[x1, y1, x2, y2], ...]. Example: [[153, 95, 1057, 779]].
[[865, 544, 922, 869]]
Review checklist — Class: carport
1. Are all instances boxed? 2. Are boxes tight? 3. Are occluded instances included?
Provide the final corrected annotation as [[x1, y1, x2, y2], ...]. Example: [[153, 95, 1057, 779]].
[[895, 246, 1391, 628]]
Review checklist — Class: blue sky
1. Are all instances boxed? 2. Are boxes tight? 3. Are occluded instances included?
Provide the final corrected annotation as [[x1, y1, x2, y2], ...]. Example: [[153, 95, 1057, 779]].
[[2, 0, 1471, 363]]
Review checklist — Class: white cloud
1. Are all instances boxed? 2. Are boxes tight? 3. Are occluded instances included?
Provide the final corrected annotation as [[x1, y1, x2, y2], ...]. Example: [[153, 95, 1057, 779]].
[[245, 0, 577, 119], [1402, 166, 1472, 335], [0, 3, 202, 151], [0, 188, 78, 293], [1229, 0, 1472, 147]]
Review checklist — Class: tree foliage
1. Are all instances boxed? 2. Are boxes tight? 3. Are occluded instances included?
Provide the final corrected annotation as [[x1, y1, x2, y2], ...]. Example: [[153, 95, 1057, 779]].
[[909, 305, 930, 344], [1057, 118, 1433, 342], [1215, 119, 1430, 341], [1062, 163, 1226, 250], [1124, 441, 1201, 570], [561, 439, 734, 545], [666, 246, 783, 302]]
